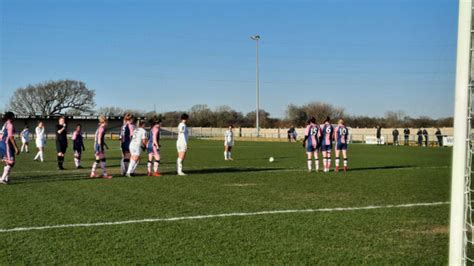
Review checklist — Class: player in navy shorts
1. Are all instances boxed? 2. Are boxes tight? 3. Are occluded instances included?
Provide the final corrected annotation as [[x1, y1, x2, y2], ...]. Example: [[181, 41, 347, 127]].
[[147, 117, 162, 177], [72, 124, 85, 169], [120, 113, 134, 176], [302, 117, 321, 172], [91, 116, 111, 179], [334, 119, 349, 172], [320, 117, 334, 172], [0, 112, 19, 184]]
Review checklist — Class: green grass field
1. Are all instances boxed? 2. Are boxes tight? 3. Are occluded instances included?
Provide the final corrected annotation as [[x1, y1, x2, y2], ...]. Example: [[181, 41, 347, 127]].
[[0, 139, 452, 264]]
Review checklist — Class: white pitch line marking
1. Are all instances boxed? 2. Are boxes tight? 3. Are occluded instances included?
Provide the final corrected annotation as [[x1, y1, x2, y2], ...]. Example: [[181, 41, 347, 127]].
[[0, 201, 449, 233]]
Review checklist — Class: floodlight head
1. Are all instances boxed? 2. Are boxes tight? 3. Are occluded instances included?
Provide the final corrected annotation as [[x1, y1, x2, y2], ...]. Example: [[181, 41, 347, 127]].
[[250, 35, 260, 40]]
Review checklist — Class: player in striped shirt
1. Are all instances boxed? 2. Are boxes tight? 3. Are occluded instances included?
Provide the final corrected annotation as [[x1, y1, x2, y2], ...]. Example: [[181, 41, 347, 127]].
[[0, 112, 19, 185], [303, 117, 321, 172], [91, 116, 111, 179], [72, 124, 85, 169], [20, 125, 30, 153], [120, 113, 135, 176], [320, 116, 334, 172], [334, 119, 349, 172], [147, 118, 162, 176]]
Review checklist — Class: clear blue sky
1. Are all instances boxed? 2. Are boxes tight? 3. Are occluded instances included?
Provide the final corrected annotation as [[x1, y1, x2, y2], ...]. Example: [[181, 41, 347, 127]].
[[0, 0, 457, 118]]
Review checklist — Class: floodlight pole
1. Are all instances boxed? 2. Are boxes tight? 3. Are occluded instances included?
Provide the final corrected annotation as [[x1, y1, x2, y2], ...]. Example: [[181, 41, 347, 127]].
[[449, 0, 472, 264], [251, 35, 261, 137]]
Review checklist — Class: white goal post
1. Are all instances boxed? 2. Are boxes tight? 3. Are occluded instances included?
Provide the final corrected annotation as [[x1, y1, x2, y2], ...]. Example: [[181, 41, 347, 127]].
[[450, 0, 472, 264]]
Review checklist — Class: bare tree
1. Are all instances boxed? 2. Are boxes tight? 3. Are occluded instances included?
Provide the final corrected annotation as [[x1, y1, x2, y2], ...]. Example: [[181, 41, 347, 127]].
[[285, 101, 345, 125], [8, 80, 95, 115], [188, 104, 214, 127]]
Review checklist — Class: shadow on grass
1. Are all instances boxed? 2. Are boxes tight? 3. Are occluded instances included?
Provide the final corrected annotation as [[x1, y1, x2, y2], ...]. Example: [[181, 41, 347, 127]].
[[348, 165, 415, 171], [8, 167, 283, 185], [11, 173, 94, 184], [185, 167, 282, 175]]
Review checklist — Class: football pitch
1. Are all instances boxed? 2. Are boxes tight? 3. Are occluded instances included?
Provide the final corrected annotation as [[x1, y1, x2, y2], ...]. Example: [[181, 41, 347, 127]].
[[0, 139, 451, 264]]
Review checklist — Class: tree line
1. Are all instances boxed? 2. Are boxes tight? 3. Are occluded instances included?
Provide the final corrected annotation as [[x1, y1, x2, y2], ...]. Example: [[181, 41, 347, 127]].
[[7, 80, 453, 128]]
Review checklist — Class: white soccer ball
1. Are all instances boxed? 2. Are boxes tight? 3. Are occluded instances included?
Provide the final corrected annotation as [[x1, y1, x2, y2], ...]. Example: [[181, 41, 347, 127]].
[[269, 157, 274, 163]]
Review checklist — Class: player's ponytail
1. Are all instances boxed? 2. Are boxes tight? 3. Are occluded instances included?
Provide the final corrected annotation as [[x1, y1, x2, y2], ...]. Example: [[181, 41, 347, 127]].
[[98, 115, 107, 125], [137, 119, 146, 128], [123, 113, 133, 122], [148, 115, 162, 127]]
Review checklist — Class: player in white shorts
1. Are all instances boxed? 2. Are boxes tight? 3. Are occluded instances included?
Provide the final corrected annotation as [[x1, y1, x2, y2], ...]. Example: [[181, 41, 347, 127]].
[[126, 120, 147, 177], [34, 121, 45, 162], [20, 125, 30, 153], [224, 125, 234, 160], [176, 113, 189, 176]]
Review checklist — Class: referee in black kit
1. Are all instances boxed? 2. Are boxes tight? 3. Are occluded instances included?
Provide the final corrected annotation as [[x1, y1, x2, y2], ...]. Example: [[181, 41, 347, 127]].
[[56, 116, 68, 170]]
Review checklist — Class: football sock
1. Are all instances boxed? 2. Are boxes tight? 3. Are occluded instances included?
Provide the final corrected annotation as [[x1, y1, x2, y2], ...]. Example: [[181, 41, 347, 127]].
[[57, 156, 64, 168], [1, 165, 11, 182], [100, 159, 107, 175], [127, 160, 137, 174], [154, 161, 160, 173], [147, 161, 152, 173], [315, 159, 320, 171], [124, 159, 130, 173], [120, 159, 125, 174], [133, 160, 139, 173], [228, 152, 232, 159], [224, 152, 228, 159], [91, 160, 99, 173], [307, 159, 312, 171], [335, 157, 340, 167], [177, 158, 183, 173], [344, 158, 348, 167]]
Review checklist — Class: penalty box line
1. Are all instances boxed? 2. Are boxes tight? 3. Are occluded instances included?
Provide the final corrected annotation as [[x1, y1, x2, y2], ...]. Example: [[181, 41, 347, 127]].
[[0, 201, 449, 233]]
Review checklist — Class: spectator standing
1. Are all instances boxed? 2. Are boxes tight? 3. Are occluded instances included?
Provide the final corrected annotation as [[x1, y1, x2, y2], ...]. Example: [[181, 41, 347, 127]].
[[417, 129, 423, 146], [435, 128, 443, 147], [422, 128, 429, 147], [392, 128, 400, 146], [403, 128, 410, 146]]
